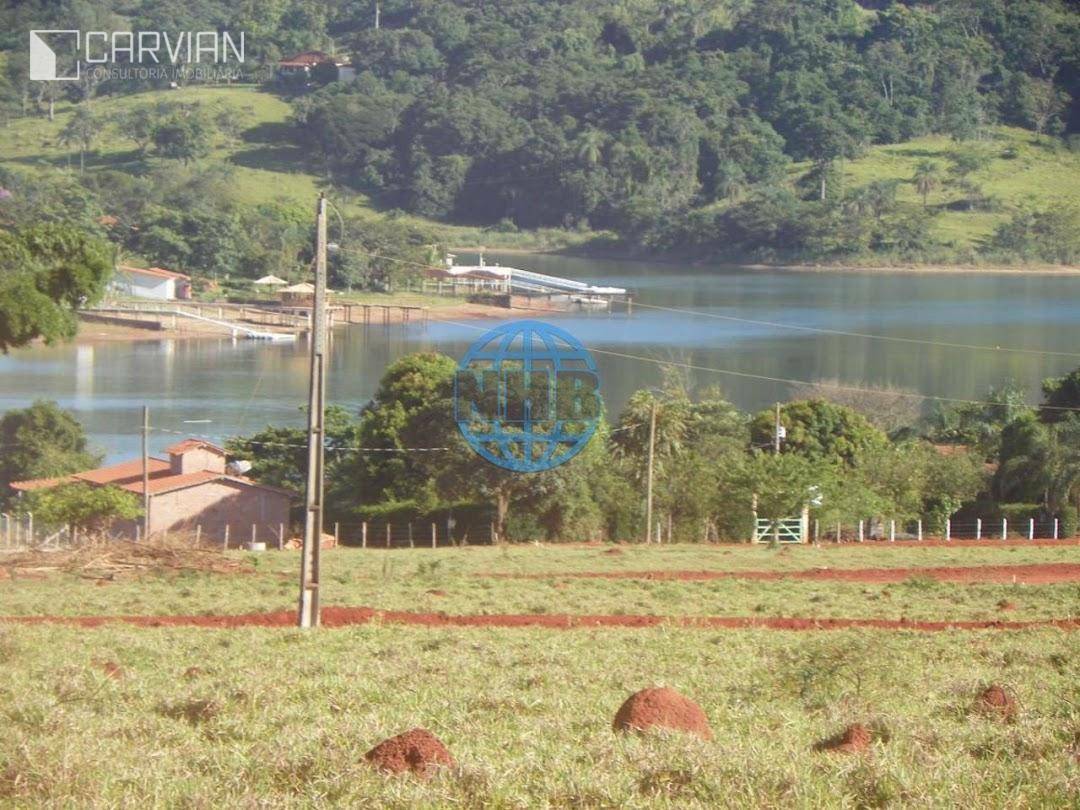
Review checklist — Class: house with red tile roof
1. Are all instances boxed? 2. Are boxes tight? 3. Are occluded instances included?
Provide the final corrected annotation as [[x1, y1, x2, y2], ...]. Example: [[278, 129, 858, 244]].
[[277, 51, 355, 82], [10, 440, 292, 544]]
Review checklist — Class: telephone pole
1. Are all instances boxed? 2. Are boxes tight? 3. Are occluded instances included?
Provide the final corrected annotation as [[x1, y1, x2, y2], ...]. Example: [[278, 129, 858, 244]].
[[298, 194, 329, 629], [644, 400, 657, 544], [774, 402, 782, 455], [141, 405, 150, 541]]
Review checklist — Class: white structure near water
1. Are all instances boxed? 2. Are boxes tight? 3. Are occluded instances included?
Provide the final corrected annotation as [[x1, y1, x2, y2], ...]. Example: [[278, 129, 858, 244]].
[[112, 265, 192, 301]]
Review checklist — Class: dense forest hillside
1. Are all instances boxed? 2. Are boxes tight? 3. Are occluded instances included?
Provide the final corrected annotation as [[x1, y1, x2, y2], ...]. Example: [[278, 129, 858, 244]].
[[1, 0, 1078, 266]]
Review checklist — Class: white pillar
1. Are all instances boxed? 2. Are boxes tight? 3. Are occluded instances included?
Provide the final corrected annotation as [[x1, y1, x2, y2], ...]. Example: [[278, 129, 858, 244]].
[[1028, 518, 1034, 541], [917, 519, 923, 542], [976, 518, 982, 540], [889, 520, 895, 542], [945, 519, 951, 542], [1002, 518, 1008, 540], [1053, 518, 1059, 540], [858, 520, 864, 543]]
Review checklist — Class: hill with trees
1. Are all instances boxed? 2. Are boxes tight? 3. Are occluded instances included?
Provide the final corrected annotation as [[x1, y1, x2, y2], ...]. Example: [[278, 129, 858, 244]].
[[1, 0, 1078, 271]]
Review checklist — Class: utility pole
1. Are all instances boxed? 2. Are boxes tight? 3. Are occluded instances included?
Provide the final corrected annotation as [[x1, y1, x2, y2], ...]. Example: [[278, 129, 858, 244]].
[[298, 194, 329, 629], [141, 405, 150, 541], [774, 402, 782, 455], [644, 400, 657, 544]]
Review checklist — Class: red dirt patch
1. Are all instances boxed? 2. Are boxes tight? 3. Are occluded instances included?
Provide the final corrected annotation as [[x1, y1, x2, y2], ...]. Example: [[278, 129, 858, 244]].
[[613, 687, 712, 740], [997, 600, 1017, 611], [976, 685, 1018, 721], [365, 728, 454, 777], [814, 723, 872, 753], [4, 608, 1079, 632], [487, 562, 1080, 585]]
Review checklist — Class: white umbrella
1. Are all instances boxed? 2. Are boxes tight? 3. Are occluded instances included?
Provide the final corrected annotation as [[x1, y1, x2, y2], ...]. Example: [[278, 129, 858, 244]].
[[253, 275, 288, 286]]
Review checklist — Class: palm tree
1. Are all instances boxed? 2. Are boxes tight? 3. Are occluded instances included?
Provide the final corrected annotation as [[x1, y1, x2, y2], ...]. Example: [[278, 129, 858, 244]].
[[912, 160, 942, 208], [576, 128, 603, 167]]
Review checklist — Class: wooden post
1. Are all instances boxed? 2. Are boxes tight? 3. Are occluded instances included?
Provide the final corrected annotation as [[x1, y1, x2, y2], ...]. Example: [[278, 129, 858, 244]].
[[408, 523, 414, 548], [490, 522, 495, 545], [195, 525, 202, 545], [889, 520, 896, 542], [334, 522, 340, 547], [945, 519, 951, 542], [1002, 518, 1008, 540], [917, 519, 923, 542], [278, 523, 284, 550], [836, 522, 841, 543], [644, 400, 656, 544], [135, 524, 141, 543], [431, 522, 436, 549], [223, 524, 229, 550], [1053, 518, 1059, 540], [1028, 518, 1034, 541], [251, 524, 257, 547], [858, 520, 864, 543], [386, 523, 391, 548], [814, 519, 819, 544], [361, 521, 367, 548], [976, 518, 982, 540], [667, 513, 673, 544]]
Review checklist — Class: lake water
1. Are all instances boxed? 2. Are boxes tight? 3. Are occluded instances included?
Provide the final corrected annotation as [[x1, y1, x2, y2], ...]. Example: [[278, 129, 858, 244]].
[[2, 255, 1078, 463]]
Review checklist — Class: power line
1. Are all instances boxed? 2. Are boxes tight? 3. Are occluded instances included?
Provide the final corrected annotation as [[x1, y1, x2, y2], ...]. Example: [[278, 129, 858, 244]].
[[427, 314, 1080, 413], [630, 301, 1080, 360]]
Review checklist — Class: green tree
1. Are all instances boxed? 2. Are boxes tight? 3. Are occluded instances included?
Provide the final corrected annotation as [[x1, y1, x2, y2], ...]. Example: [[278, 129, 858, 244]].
[[24, 482, 141, 535], [58, 106, 101, 172], [750, 400, 888, 468], [1040, 367, 1080, 424], [0, 223, 113, 352], [912, 160, 942, 208], [152, 110, 213, 164], [0, 401, 100, 507]]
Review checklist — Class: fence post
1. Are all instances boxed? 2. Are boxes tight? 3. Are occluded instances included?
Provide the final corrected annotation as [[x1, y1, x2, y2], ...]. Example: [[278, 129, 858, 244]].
[[408, 523, 414, 548], [334, 522, 340, 547], [27, 512, 32, 544], [278, 523, 284, 550], [1, 513, 7, 547], [1002, 518, 1007, 540], [945, 519, 951, 542], [1053, 518, 1059, 540], [223, 524, 229, 551], [431, 522, 437, 549], [386, 523, 391, 549], [836, 522, 841, 543], [135, 524, 141, 543], [917, 519, 923, 542], [251, 524, 256, 547], [1028, 518, 1034, 541], [814, 519, 819, 543], [976, 518, 982, 540], [362, 521, 367, 549], [858, 520, 864, 543], [889, 520, 895, 542], [195, 525, 202, 545]]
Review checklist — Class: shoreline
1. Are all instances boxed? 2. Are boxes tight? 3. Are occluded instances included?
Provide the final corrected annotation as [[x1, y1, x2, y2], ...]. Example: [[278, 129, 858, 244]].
[[454, 246, 1080, 276], [70, 301, 551, 345]]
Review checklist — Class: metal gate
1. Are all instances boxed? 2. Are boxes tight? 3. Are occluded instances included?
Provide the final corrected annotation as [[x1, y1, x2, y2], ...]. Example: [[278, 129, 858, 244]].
[[754, 518, 805, 544]]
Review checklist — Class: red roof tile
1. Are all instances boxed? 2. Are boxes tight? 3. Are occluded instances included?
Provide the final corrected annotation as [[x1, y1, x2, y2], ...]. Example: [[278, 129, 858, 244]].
[[117, 265, 191, 281], [11, 458, 171, 491], [165, 439, 225, 456]]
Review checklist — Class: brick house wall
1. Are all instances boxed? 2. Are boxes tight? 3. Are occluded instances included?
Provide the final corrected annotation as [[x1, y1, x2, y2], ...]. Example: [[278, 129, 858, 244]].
[[147, 480, 291, 543]]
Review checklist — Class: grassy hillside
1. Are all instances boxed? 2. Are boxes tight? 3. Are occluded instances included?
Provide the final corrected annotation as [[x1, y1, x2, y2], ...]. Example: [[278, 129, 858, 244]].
[[0, 86, 592, 251], [1, 87, 1076, 261], [834, 128, 1080, 253]]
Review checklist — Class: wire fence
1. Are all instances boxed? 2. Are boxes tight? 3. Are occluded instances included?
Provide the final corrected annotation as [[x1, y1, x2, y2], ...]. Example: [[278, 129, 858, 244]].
[[796, 516, 1072, 544]]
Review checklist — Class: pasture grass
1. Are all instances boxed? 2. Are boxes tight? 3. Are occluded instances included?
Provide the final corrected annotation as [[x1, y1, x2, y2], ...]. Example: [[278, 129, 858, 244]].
[[1, 543, 1077, 622], [0, 622, 1076, 807]]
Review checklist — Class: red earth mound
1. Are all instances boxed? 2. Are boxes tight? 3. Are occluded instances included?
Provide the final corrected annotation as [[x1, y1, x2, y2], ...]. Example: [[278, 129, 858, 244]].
[[4, 608, 1080, 632], [613, 687, 712, 740], [814, 723, 872, 753], [365, 728, 454, 776], [977, 685, 1018, 721]]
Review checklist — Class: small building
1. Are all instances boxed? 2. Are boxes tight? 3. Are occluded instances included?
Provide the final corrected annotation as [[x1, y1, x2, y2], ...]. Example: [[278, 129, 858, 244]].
[[113, 265, 192, 301], [10, 439, 292, 544], [277, 51, 354, 82]]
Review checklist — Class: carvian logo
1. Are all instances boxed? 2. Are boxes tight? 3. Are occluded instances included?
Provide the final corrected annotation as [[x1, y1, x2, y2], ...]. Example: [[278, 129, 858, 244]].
[[29, 30, 80, 81], [454, 320, 602, 473], [29, 29, 245, 81]]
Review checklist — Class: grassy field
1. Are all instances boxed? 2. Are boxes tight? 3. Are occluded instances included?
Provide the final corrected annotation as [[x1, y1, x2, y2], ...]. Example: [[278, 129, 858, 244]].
[[836, 127, 1080, 253], [1, 542, 1078, 806]]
